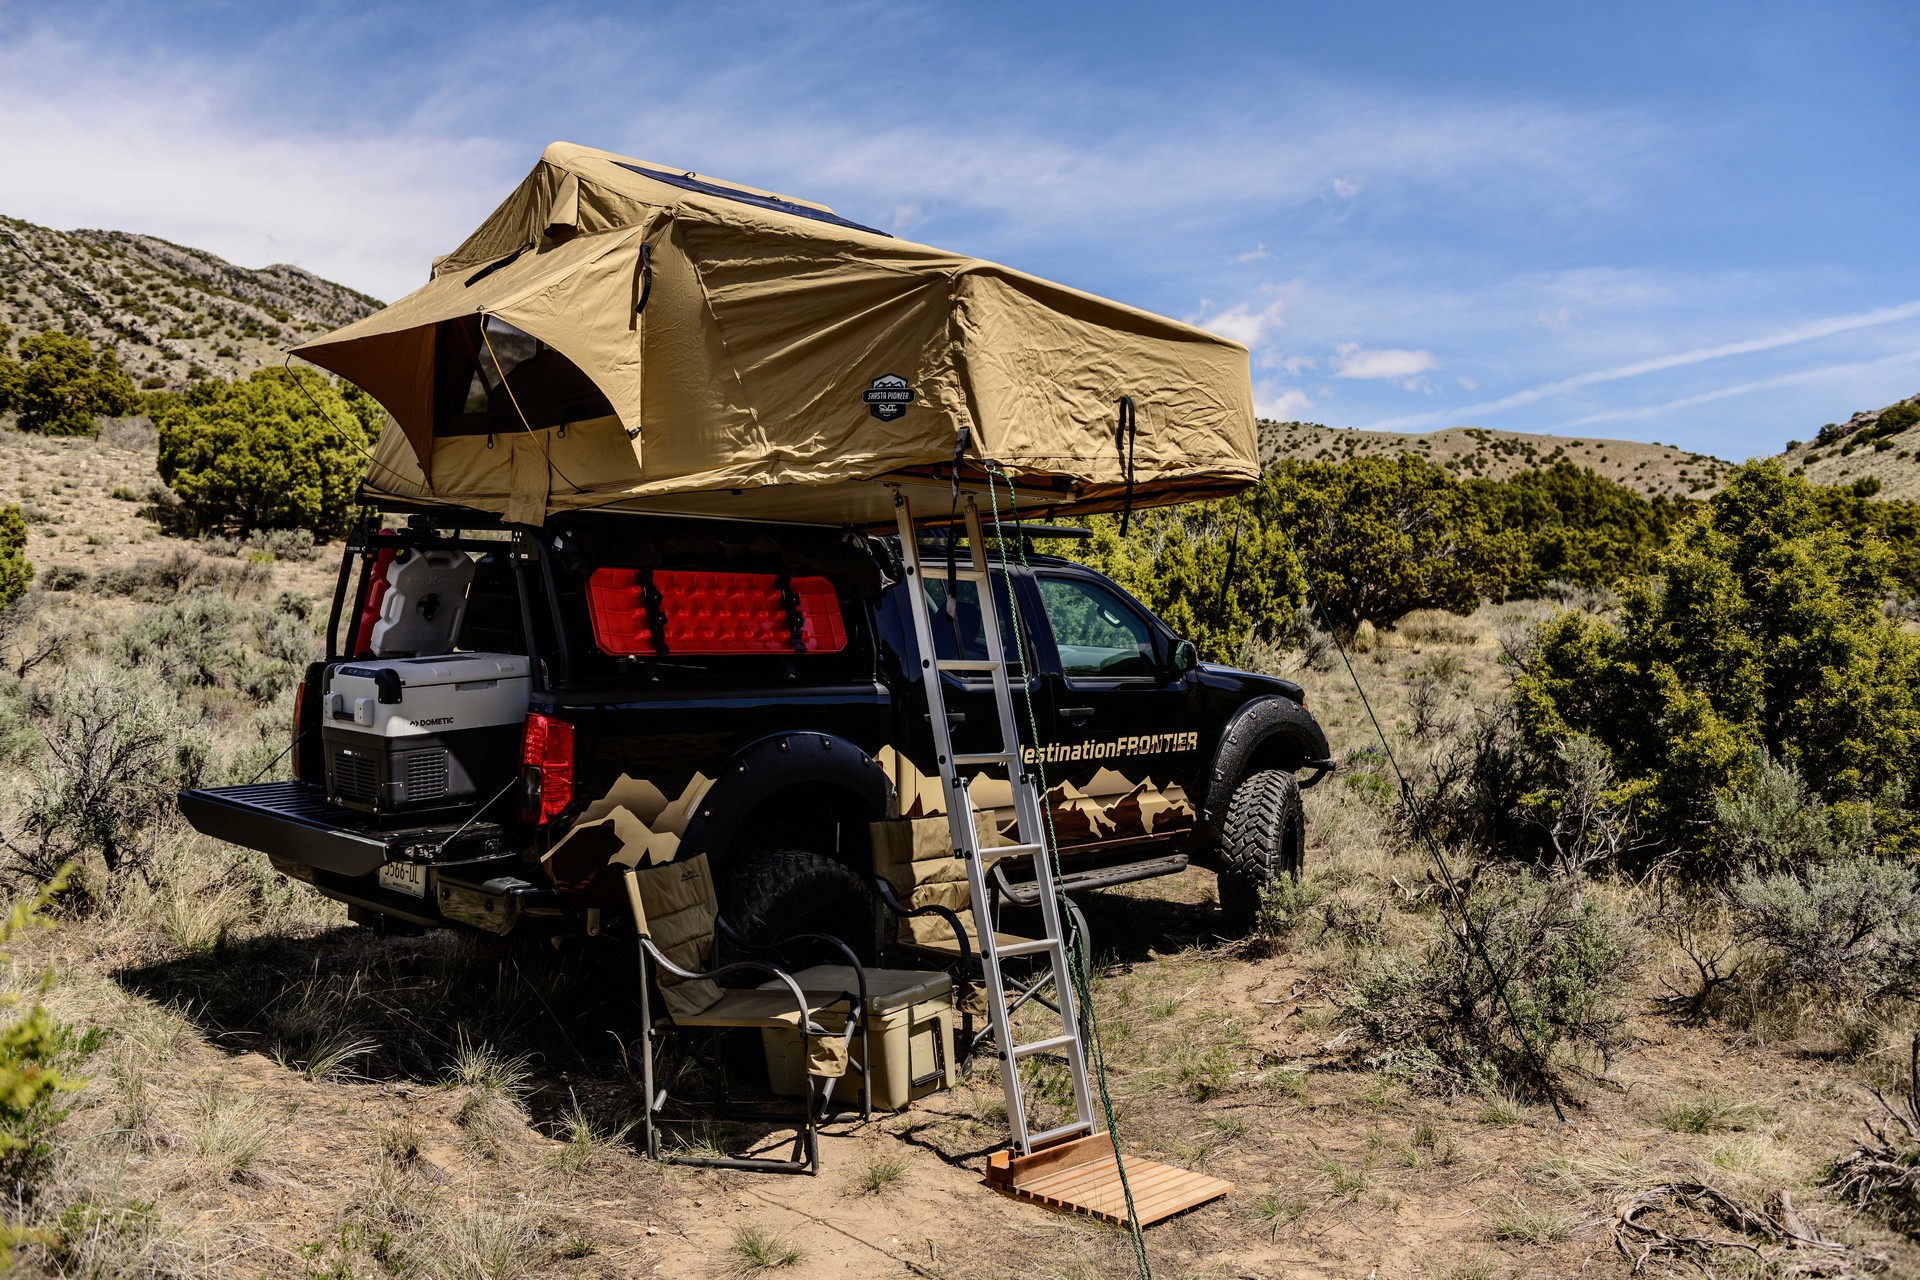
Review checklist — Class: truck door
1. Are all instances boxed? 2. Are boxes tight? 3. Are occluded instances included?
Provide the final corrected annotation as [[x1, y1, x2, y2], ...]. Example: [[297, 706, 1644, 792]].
[[1028, 568, 1204, 852]]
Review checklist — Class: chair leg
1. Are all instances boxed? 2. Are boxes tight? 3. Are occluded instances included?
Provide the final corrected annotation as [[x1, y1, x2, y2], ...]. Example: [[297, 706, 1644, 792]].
[[640, 990, 662, 1162], [858, 1007, 871, 1120], [801, 1060, 818, 1174], [651, 1027, 817, 1176]]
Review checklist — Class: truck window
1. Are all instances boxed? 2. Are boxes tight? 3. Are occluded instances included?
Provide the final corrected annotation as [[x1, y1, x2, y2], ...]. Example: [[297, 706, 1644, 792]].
[[1037, 576, 1155, 679], [922, 575, 1023, 667]]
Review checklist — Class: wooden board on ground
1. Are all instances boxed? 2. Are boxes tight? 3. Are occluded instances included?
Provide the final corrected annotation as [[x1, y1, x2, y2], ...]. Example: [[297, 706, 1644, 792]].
[[985, 1133, 1232, 1226]]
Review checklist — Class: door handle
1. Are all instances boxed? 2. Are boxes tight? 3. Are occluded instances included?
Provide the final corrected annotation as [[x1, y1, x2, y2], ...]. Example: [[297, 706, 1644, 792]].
[[1058, 707, 1095, 719]]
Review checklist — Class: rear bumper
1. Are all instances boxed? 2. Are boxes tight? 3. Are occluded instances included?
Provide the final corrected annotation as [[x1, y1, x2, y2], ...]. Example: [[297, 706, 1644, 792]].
[[178, 781, 511, 877], [178, 782, 561, 934]]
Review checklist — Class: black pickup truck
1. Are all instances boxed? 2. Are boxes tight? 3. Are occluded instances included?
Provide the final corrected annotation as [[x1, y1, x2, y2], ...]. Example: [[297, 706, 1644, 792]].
[[179, 507, 1332, 951]]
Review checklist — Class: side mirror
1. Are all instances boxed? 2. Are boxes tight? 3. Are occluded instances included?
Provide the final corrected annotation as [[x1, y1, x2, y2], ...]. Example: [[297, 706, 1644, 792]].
[[1172, 639, 1199, 674]]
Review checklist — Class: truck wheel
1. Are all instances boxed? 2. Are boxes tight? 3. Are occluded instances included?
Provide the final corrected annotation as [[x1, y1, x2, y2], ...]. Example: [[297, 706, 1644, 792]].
[[719, 848, 883, 966], [1216, 769, 1305, 935]]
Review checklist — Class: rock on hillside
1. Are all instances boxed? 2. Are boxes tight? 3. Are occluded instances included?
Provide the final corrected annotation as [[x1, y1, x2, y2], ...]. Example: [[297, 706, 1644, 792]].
[[0, 215, 382, 390], [1260, 420, 1732, 499], [1779, 393, 1920, 499]]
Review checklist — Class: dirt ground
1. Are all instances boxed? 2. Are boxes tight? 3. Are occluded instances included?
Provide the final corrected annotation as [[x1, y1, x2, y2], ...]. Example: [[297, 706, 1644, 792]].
[[4, 426, 1916, 1279]]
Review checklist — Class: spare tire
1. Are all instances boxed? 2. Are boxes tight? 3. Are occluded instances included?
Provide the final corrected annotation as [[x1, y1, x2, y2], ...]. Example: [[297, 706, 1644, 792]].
[[1215, 769, 1305, 935], [718, 848, 883, 968]]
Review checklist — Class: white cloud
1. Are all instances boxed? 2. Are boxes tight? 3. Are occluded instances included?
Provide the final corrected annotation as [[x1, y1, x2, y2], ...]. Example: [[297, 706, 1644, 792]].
[[1537, 308, 1574, 334], [1362, 298, 1920, 431], [1236, 242, 1270, 262], [0, 29, 505, 300], [1457, 375, 1479, 390], [1256, 385, 1313, 419], [615, 63, 1658, 271], [0, 7, 1666, 331], [1192, 297, 1287, 349], [889, 203, 926, 234], [1552, 348, 1920, 432], [1332, 343, 1440, 381]]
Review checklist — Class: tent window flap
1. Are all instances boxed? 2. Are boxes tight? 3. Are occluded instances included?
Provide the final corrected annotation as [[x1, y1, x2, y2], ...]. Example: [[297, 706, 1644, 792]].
[[433, 315, 615, 437]]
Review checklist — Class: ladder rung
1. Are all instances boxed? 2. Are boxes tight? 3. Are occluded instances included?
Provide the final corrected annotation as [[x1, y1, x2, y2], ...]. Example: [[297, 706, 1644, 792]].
[[1010, 1034, 1079, 1060], [1026, 1121, 1098, 1147], [935, 658, 1003, 673], [983, 842, 1045, 861], [992, 936, 1059, 959], [953, 750, 1015, 766]]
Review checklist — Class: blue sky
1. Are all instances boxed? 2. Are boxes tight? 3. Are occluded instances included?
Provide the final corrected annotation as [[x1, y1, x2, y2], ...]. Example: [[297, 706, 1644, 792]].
[[1, 1, 1915, 458]]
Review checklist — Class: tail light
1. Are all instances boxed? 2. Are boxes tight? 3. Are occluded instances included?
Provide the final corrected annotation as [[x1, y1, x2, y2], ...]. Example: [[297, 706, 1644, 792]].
[[520, 712, 575, 823], [291, 679, 307, 782]]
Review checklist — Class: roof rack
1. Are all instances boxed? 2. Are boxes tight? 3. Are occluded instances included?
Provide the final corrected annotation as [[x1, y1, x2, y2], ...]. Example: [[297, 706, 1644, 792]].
[[916, 521, 1093, 542]]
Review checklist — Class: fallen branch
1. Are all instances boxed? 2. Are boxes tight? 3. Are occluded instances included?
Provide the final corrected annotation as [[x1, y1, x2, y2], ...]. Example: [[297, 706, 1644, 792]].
[[1612, 1181, 1848, 1276], [1827, 1032, 1920, 1236]]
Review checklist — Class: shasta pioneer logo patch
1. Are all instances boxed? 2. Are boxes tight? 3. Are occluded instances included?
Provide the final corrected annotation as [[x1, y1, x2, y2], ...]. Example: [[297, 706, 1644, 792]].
[[862, 374, 914, 421]]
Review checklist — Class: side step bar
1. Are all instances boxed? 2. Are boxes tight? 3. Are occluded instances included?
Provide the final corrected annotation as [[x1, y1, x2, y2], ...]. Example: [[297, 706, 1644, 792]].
[[993, 854, 1190, 907]]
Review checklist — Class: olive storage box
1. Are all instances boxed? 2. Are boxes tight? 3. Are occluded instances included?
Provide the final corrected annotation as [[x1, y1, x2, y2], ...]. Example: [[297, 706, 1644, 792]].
[[759, 967, 956, 1111]]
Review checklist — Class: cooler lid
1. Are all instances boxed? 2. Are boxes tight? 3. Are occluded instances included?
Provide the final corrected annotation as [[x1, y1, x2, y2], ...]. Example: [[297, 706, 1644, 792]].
[[764, 965, 952, 1015], [333, 652, 530, 689]]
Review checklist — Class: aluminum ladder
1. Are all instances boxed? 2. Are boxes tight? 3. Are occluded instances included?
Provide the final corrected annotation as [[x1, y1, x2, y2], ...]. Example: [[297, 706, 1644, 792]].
[[890, 486, 1097, 1155]]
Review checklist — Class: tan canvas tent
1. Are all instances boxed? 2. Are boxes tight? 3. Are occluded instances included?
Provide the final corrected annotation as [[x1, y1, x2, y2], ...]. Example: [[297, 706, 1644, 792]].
[[294, 142, 1257, 526]]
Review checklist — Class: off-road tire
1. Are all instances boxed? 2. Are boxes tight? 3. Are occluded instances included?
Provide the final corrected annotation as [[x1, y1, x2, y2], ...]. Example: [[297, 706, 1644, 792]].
[[719, 848, 884, 967], [1216, 769, 1305, 935]]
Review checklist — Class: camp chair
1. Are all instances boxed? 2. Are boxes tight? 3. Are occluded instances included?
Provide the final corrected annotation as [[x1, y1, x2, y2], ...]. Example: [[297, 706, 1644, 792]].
[[622, 853, 870, 1175], [869, 817, 1089, 1064]]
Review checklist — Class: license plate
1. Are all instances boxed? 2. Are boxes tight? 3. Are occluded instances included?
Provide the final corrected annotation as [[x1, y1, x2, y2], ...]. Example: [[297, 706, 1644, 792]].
[[378, 862, 428, 899]]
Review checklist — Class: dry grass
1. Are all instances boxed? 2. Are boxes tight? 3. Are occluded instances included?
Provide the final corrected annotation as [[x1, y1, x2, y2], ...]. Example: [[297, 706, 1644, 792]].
[[728, 1224, 804, 1272]]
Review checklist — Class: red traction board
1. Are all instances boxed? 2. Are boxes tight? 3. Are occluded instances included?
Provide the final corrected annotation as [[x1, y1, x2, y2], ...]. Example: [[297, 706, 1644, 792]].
[[985, 1133, 1232, 1226]]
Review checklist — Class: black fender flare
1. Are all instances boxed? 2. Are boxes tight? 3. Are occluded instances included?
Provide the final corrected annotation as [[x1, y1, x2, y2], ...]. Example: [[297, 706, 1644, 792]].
[[1196, 697, 1331, 846], [678, 731, 894, 875]]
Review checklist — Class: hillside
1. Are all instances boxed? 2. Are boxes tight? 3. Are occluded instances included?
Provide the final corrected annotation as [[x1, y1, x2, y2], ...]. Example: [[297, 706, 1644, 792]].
[[1780, 392, 1920, 498], [0, 214, 381, 390], [1260, 419, 1734, 498]]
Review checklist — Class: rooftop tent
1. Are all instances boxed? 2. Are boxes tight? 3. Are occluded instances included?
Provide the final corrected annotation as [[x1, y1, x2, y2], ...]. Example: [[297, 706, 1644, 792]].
[[294, 142, 1258, 526]]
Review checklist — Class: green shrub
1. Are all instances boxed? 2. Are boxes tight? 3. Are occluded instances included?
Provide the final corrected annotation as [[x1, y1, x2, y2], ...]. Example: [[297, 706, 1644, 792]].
[[36, 566, 85, 593], [0, 505, 32, 610], [11, 331, 136, 436], [0, 868, 87, 1260], [1249, 877, 1327, 954], [244, 527, 318, 562], [1728, 857, 1920, 1000], [1468, 462, 1682, 597], [153, 366, 370, 537], [1712, 752, 1867, 874], [1514, 460, 1920, 874], [1073, 492, 1304, 660], [9, 664, 207, 905], [1335, 871, 1631, 1094], [1272, 455, 1522, 637]]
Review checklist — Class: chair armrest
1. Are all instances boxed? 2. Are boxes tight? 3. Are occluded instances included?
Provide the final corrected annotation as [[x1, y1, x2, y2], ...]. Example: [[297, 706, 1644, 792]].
[[711, 919, 870, 1012], [873, 877, 973, 974], [638, 941, 823, 1033]]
